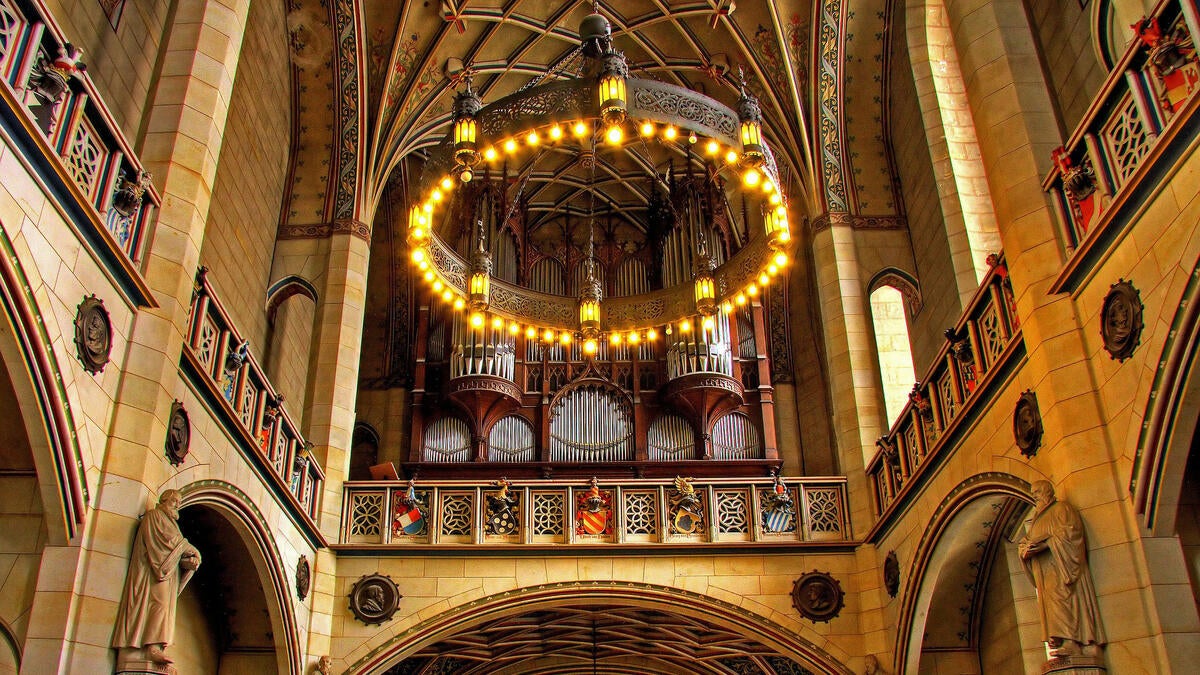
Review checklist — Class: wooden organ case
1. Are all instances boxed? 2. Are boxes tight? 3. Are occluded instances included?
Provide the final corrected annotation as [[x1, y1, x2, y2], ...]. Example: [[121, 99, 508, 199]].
[[406, 165, 782, 480]]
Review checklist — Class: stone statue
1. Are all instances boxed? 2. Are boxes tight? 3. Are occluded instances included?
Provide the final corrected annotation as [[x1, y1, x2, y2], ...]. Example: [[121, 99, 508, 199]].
[[315, 655, 333, 673], [112, 489, 201, 667], [1018, 480, 1105, 658], [862, 654, 881, 675]]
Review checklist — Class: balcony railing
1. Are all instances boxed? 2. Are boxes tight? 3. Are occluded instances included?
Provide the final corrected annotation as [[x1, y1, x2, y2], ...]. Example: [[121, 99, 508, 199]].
[[666, 341, 733, 378], [0, 0, 158, 301], [866, 255, 1023, 520], [339, 475, 848, 547], [450, 341, 516, 380], [184, 268, 324, 524], [1045, 0, 1200, 291]]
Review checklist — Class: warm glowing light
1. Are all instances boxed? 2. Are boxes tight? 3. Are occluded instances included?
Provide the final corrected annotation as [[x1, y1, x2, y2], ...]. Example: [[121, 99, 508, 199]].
[[453, 297, 465, 310], [417, 260, 428, 271], [423, 271, 434, 282], [544, 329, 555, 342], [526, 327, 538, 339], [431, 189, 443, 202], [491, 317, 504, 330], [779, 230, 791, 242], [680, 319, 691, 332], [504, 139, 517, 153], [411, 227, 425, 241], [759, 273, 769, 286], [423, 203, 433, 213], [440, 176, 453, 190], [509, 322, 521, 335], [774, 252, 788, 267], [411, 248, 426, 263], [549, 125, 563, 140], [702, 316, 715, 331], [470, 312, 484, 328], [441, 289, 453, 302], [640, 122, 655, 137], [605, 125, 623, 145], [688, 132, 698, 144], [762, 180, 775, 193], [769, 193, 782, 205], [561, 332, 572, 345], [664, 126, 678, 140], [460, 167, 474, 183], [768, 264, 778, 275], [583, 338, 597, 355], [484, 147, 497, 161], [721, 301, 734, 313], [610, 333, 622, 344], [725, 150, 738, 164], [647, 328, 658, 341], [705, 140, 719, 155], [743, 168, 761, 186], [628, 331, 640, 344], [433, 280, 444, 292], [526, 130, 539, 145], [747, 284, 759, 296], [736, 293, 747, 305], [573, 121, 589, 137]]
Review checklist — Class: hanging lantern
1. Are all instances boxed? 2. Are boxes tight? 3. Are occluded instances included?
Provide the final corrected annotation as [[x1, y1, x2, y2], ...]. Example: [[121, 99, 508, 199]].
[[598, 50, 629, 128], [469, 221, 491, 312], [453, 78, 483, 182], [763, 204, 790, 247], [579, 263, 603, 339], [693, 245, 717, 316], [737, 75, 766, 168]]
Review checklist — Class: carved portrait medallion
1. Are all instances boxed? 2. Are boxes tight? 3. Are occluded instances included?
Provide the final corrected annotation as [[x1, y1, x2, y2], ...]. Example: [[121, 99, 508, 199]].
[[73, 295, 112, 374], [1013, 390, 1043, 458], [165, 401, 190, 466], [1101, 279, 1143, 362], [791, 571, 845, 623], [883, 551, 900, 599], [296, 554, 310, 602], [349, 573, 401, 625]]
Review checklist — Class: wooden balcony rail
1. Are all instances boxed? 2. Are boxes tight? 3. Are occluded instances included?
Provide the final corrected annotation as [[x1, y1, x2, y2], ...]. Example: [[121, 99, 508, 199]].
[[450, 341, 516, 380], [340, 475, 848, 547], [185, 268, 324, 523], [0, 0, 158, 298], [666, 340, 734, 378], [1044, 0, 1200, 290], [865, 254, 1023, 520]]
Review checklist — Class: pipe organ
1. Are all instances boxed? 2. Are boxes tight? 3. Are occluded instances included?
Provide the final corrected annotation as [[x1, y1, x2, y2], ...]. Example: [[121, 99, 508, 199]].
[[407, 168, 783, 479]]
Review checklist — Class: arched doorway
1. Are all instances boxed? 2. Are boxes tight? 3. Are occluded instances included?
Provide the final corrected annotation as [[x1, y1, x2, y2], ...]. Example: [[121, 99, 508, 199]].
[[898, 474, 1042, 674], [170, 489, 301, 674], [351, 583, 852, 675]]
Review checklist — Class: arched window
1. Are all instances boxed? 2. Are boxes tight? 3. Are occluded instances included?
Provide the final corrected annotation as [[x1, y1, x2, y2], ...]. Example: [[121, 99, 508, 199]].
[[348, 423, 380, 480], [870, 285, 917, 428]]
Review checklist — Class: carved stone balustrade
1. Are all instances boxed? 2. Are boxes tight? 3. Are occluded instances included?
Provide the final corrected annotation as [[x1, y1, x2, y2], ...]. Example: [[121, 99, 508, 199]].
[[340, 475, 848, 548]]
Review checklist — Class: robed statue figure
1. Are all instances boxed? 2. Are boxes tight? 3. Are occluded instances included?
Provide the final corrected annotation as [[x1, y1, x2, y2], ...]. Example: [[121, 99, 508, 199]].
[[1018, 480, 1105, 658], [112, 489, 201, 665]]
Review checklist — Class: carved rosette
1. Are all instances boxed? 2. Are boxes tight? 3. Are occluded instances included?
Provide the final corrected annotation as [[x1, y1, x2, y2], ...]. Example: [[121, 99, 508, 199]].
[[165, 401, 191, 466], [1100, 279, 1143, 362], [791, 570, 845, 622], [348, 573, 401, 626], [1013, 390, 1043, 458], [73, 294, 112, 374]]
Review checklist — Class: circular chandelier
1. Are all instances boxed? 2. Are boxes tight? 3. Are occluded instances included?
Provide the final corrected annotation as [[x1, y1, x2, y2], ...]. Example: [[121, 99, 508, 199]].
[[406, 11, 794, 355]]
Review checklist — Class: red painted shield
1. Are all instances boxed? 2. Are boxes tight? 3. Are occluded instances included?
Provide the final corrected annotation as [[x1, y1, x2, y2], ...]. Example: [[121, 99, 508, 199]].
[[579, 509, 610, 535]]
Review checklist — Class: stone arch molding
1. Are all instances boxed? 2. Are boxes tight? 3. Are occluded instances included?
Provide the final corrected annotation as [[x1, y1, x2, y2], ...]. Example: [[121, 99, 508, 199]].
[[894, 471, 1036, 672], [867, 267, 923, 317], [178, 480, 303, 674], [346, 581, 854, 674]]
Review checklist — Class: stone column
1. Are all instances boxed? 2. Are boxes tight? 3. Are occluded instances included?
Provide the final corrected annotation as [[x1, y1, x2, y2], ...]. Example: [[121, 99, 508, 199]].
[[812, 222, 886, 538], [21, 1, 251, 670], [303, 230, 371, 662]]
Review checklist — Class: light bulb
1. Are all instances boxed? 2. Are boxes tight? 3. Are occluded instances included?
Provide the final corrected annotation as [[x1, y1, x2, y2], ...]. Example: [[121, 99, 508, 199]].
[[526, 130, 539, 145], [440, 176, 453, 190], [640, 122, 655, 137], [583, 339, 598, 355], [550, 125, 563, 140], [453, 297, 465, 310], [606, 125, 623, 145], [705, 140, 719, 155], [573, 121, 588, 137], [743, 168, 761, 186], [491, 316, 504, 330], [504, 139, 517, 153], [664, 126, 678, 140], [470, 312, 484, 328]]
